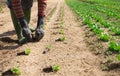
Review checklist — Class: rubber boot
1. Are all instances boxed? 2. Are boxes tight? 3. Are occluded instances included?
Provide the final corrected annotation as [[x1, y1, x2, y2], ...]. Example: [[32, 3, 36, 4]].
[[35, 16, 44, 41], [10, 9, 27, 44], [23, 9, 35, 32], [18, 16, 32, 42]]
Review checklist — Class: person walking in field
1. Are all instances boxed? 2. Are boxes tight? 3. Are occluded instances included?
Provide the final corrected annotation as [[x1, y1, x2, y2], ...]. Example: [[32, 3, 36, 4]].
[[7, 0, 47, 44]]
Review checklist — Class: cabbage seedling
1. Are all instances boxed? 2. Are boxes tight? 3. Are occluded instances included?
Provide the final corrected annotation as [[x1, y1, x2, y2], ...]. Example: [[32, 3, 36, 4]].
[[59, 29, 64, 34], [25, 49, 31, 55], [11, 67, 21, 75], [52, 65, 60, 72], [99, 33, 110, 41], [60, 36, 66, 41], [46, 45, 52, 50], [117, 54, 120, 61]]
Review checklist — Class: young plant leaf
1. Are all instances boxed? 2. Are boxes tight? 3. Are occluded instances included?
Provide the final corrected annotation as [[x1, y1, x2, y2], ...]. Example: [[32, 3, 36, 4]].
[[25, 49, 31, 55], [60, 36, 66, 41], [11, 67, 21, 75], [52, 65, 60, 72], [117, 54, 120, 61], [46, 45, 52, 50]]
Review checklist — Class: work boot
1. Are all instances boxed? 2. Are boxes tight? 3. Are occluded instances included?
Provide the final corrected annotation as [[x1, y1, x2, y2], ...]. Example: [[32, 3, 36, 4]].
[[35, 16, 44, 41], [24, 9, 35, 32], [19, 17, 32, 41], [10, 10, 27, 44]]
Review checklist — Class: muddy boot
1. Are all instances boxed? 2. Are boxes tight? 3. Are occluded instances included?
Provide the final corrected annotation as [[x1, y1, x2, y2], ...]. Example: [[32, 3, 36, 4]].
[[18, 17, 32, 41], [23, 9, 35, 32], [10, 10, 28, 44], [35, 16, 44, 41]]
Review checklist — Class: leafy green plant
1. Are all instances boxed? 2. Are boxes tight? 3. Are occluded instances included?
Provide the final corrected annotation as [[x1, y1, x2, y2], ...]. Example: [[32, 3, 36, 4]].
[[100, 21, 111, 28], [90, 24, 99, 31], [82, 16, 91, 25], [109, 26, 116, 32], [25, 49, 31, 55], [60, 24, 63, 29], [108, 41, 120, 52], [46, 45, 52, 50], [52, 65, 60, 72], [93, 28, 103, 35], [60, 36, 66, 41], [117, 54, 120, 61], [11, 67, 21, 75], [99, 33, 110, 41], [114, 28, 120, 35], [59, 29, 64, 34]]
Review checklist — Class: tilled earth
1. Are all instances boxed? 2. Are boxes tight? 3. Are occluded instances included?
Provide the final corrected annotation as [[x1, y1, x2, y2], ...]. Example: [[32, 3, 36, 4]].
[[0, 0, 119, 76]]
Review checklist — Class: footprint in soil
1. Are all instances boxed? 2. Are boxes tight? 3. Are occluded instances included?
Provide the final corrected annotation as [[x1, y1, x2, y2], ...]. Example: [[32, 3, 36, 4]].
[[43, 66, 53, 73], [2, 69, 16, 76]]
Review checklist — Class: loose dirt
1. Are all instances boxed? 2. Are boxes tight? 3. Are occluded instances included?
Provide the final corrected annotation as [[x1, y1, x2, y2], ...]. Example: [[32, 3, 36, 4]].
[[0, 0, 119, 76]]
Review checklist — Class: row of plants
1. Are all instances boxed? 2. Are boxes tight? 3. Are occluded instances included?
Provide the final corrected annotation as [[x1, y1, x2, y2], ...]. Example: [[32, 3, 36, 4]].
[[8, 6, 66, 76], [58, 7, 66, 42], [65, 0, 120, 63]]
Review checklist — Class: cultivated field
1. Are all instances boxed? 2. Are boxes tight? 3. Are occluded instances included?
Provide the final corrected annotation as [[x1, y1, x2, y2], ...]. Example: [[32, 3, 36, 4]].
[[0, 0, 120, 76]]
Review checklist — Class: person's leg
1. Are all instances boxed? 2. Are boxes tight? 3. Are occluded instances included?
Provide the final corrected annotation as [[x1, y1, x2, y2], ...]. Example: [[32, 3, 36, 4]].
[[22, 0, 35, 32], [35, 0, 47, 41], [11, 0, 32, 41], [10, 9, 23, 40], [7, 0, 27, 44]]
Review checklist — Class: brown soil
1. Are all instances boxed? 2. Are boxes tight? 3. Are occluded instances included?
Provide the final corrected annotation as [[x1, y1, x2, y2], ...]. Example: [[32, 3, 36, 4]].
[[0, 0, 119, 76]]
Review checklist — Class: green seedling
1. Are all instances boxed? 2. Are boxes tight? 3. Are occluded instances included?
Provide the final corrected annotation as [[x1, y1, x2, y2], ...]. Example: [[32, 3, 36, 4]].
[[60, 24, 63, 29], [108, 41, 120, 52], [60, 36, 66, 41], [99, 33, 110, 41], [114, 28, 120, 35], [100, 21, 111, 28], [25, 49, 31, 55], [82, 16, 91, 25], [52, 65, 60, 72], [11, 67, 21, 75], [0, 6, 3, 12], [59, 29, 64, 34], [117, 54, 120, 61], [43, 45, 52, 54], [93, 28, 103, 35], [93, 14, 102, 22], [46, 45, 52, 50], [109, 26, 116, 32]]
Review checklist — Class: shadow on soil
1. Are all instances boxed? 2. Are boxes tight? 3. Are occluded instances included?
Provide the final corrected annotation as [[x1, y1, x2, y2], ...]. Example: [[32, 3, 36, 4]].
[[0, 30, 15, 38], [2, 69, 16, 76], [0, 37, 20, 50], [109, 63, 120, 70], [43, 66, 53, 73]]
